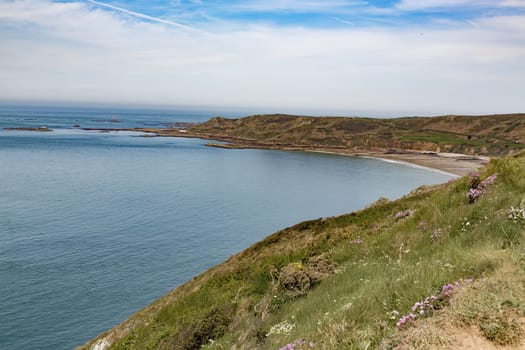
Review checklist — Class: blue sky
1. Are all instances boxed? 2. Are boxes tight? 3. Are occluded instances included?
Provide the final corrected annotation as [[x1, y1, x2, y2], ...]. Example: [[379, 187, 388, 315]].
[[1, 0, 525, 115], [83, 0, 525, 28], [113, 1, 519, 24]]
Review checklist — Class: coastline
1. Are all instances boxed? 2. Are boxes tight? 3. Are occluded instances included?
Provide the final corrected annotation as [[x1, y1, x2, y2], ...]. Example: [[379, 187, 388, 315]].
[[204, 143, 488, 176], [83, 127, 489, 176], [353, 151, 488, 177], [151, 127, 489, 176], [314, 152, 462, 177]]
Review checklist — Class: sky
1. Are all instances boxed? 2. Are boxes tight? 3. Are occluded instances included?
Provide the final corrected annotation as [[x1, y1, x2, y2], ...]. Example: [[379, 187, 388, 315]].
[[0, 0, 524, 116]]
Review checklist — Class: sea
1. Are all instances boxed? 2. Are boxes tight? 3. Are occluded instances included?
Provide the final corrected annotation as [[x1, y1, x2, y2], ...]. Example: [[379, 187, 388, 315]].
[[0, 105, 454, 349]]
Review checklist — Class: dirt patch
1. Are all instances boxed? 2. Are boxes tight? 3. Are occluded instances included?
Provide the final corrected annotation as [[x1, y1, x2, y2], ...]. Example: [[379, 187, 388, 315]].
[[387, 320, 525, 349], [446, 325, 524, 350]]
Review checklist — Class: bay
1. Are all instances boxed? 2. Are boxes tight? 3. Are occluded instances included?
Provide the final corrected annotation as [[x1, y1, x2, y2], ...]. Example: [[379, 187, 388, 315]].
[[0, 105, 453, 349]]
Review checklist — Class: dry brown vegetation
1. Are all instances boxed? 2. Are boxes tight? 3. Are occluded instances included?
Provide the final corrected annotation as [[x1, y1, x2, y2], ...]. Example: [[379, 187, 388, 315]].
[[187, 113, 525, 156]]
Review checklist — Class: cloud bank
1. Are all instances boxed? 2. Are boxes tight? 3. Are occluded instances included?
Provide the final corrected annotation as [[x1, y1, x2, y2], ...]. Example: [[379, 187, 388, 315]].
[[0, 0, 524, 115]]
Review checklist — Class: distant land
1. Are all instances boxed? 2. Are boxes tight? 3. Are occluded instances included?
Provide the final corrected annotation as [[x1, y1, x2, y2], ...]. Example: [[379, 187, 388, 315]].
[[79, 113, 525, 350], [87, 113, 525, 175], [178, 113, 525, 156], [4, 126, 52, 132]]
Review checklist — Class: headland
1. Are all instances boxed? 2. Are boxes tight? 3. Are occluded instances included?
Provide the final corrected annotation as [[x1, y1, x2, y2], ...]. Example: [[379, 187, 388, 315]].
[[84, 113, 525, 176]]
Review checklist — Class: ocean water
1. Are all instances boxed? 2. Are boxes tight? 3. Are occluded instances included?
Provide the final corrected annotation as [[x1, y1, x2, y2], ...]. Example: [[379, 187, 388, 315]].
[[0, 105, 453, 349]]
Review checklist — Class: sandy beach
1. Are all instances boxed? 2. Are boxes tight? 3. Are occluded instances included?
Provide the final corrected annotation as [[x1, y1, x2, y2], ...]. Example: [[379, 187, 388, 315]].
[[350, 151, 489, 176], [206, 142, 489, 177]]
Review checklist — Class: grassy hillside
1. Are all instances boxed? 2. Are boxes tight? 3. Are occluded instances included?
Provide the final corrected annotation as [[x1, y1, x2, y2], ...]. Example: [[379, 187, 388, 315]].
[[188, 114, 525, 156], [83, 152, 525, 350]]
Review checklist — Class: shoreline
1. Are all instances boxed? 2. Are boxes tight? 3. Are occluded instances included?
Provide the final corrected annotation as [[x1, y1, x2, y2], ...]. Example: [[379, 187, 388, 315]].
[[351, 151, 488, 177], [306, 150, 462, 177], [81, 127, 489, 176], [149, 127, 490, 176], [205, 143, 488, 176]]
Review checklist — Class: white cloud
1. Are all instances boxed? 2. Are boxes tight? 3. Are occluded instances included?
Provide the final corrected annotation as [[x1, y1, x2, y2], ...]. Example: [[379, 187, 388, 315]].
[[395, 0, 523, 10], [0, 0, 524, 115], [225, 0, 363, 12], [501, 0, 525, 7]]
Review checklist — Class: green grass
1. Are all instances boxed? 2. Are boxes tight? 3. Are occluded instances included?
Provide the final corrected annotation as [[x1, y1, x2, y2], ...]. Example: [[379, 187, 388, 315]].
[[82, 153, 525, 350], [396, 130, 480, 145], [396, 130, 525, 154]]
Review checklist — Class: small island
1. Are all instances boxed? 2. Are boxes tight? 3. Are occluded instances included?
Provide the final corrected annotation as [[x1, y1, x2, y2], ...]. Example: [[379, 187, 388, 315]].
[[4, 126, 52, 132]]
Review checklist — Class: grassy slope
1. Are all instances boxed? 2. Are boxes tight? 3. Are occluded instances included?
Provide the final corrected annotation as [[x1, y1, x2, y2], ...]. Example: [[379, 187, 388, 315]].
[[189, 114, 525, 156], [83, 152, 525, 350]]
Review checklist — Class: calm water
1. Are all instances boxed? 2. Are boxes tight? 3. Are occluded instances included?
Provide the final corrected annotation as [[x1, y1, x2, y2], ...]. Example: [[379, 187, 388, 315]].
[[0, 105, 453, 349]]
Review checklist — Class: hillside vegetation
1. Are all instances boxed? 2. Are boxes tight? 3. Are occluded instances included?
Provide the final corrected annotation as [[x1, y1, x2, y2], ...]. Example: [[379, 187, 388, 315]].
[[188, 114, 525, 156], [83, 151, 525, 350]]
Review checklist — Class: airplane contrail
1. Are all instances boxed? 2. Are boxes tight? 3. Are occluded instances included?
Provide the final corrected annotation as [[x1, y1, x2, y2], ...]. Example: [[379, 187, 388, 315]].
[[87, 0, 197, 32], [332, 16, 354, 25]]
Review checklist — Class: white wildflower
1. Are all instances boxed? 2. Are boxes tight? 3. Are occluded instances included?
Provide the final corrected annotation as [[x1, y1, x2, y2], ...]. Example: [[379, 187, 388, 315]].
[[266, 321, 296, 337]]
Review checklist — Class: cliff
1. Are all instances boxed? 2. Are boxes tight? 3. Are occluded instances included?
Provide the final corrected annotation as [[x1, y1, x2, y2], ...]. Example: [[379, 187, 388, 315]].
[[81, 151, 525, 349]]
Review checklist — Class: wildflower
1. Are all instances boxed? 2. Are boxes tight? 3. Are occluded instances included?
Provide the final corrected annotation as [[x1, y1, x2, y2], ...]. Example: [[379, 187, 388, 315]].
[[430, 228, 443, 241], [469, 172, 480, 189], [278, 339, 315, 350], [396, 279, 471, 329], [481, 174, 497, 186], [389, 310, 400, 319], [266, 321, 296, 336], [394, 209, 413, 220], [508, 202, 525, 222], [441, 283, 454, 295], [417, 221, 429, 231], [467, 188, 483, 203], [467, 173, 498, 203]]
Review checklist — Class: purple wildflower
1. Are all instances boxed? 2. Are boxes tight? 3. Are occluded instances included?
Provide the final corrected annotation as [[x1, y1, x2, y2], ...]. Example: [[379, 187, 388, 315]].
[[470, 172, 481, 189], [481, 174, 497, 186], [441, 283, 455, 295], [467, 188, 483, 203], [394, 209, 413, 220], [279, 339, 315, 350], [396, 279, 471, 330], [467, 173, 498, 203]]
